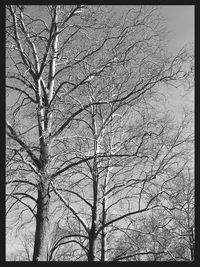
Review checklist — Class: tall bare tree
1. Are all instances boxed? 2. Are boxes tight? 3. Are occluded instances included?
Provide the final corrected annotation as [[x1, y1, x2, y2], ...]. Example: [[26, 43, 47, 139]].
[[6, 5, 193, 261], [46, 110, 193, 261]]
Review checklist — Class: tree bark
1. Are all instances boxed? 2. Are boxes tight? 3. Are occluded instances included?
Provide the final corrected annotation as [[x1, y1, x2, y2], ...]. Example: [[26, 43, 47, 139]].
[[88, 223, 96, 261], [100, 197, 107, 261], [189, 225, 195, 261], [32, 178, 50, 261], [87, 98, 99, 262], [87, 179, 98, 261]]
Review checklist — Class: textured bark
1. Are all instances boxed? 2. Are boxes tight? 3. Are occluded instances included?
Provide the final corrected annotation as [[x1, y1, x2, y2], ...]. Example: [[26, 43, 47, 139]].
[[88, 225, 96, 261], [87, 98, 99, 262], [100, 197, 107, 262], [32, 9, 57, 260], [189, 226, 195, 261], [33, 135, 51, 261], [33, 179, 50, 261], [87, 178, 98, 261]]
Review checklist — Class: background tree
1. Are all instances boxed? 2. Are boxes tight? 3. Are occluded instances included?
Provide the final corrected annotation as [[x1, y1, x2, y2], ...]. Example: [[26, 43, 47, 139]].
[[6, 5, 194, 261], [108, 163, 194, 262]]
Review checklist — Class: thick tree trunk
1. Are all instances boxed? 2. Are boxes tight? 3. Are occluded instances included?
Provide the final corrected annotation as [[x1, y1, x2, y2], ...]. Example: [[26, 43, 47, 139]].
[[33, 179, 50, 261], [88, 227, 96, 261], [87, 200, 97, 261]]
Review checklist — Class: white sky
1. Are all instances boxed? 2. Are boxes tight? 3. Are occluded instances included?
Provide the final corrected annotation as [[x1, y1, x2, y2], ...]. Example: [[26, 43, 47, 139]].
[[160, 5, 194, 52], [160, 5, 194, 119]]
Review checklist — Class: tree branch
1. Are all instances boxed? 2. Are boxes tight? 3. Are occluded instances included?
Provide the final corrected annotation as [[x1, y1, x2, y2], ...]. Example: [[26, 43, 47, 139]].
[[50, 181, 89, 234], [6, 121, 41, 169], [113, 250, 166, 261]]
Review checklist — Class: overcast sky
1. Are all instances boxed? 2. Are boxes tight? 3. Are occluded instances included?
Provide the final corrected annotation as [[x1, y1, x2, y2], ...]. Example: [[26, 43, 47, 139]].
[[6, 5, 194, 257], [159, 5, 194, 119], [160, 5, 194, 51]]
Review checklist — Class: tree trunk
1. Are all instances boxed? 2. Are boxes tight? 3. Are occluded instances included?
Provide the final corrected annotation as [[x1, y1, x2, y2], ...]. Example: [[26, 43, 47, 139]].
[[33, 179, 50, 261], [88, 228, 96, 261], [100, 228, 106, 261], [189, 226, 195, 261], [87, 98, 99, 262], [87, 193, 97, 261], [87, 176, 97, 261], [100, 197, 107, 261]]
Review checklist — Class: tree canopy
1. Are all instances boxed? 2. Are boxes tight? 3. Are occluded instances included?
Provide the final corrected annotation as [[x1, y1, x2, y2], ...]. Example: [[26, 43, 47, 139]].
[[6, 5, 194, 261]]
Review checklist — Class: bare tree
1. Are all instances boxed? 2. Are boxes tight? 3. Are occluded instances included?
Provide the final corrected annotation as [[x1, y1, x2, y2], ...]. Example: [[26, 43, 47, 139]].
[[107, 163, 194, 262], [6, 5, 193, 261], [45, 109, 193, 261], [159, 167, 195, 261]]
